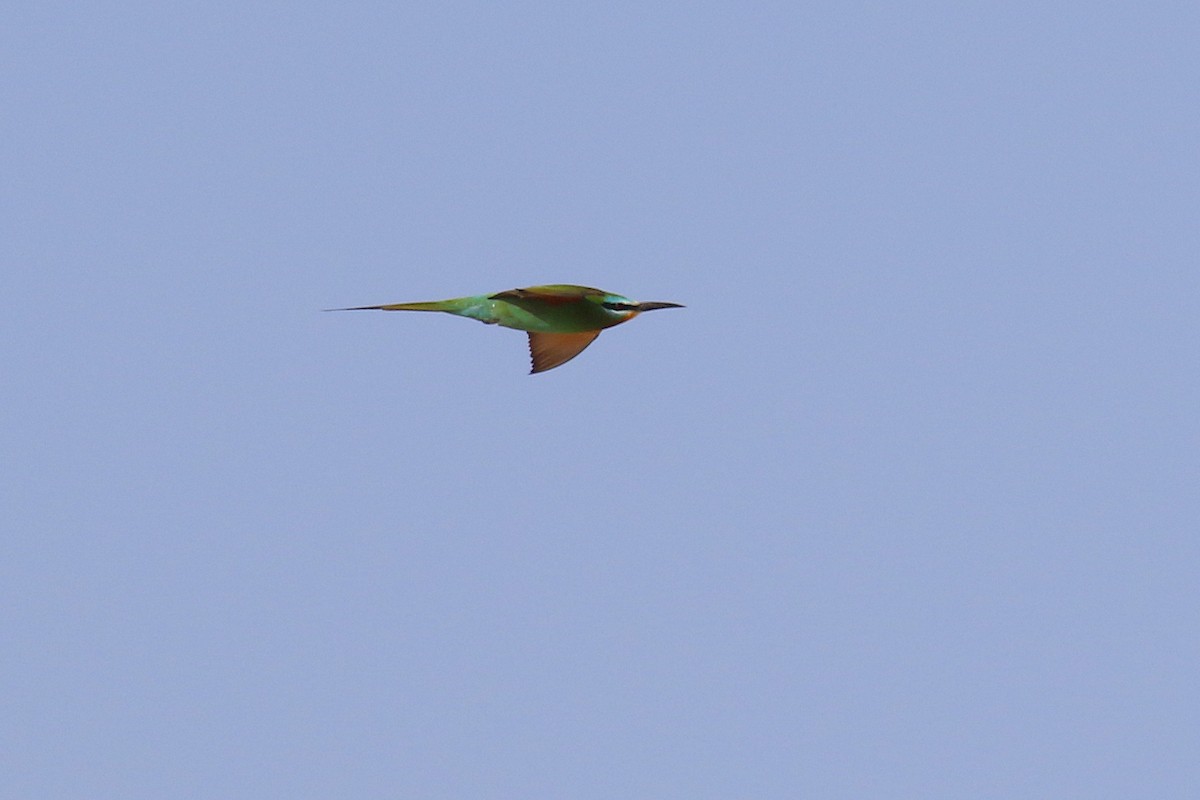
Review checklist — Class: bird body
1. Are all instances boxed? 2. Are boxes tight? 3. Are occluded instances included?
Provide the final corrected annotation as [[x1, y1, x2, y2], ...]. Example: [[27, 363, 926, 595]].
[[330, 284, 682, 373]]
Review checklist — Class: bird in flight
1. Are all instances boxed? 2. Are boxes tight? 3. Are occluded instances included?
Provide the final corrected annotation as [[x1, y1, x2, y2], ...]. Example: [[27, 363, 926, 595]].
[[328, 284, 683, 374]]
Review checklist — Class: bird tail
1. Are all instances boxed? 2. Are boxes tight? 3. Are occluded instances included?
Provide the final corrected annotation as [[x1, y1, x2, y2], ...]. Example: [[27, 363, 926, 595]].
[[324, 300, 463, 312]]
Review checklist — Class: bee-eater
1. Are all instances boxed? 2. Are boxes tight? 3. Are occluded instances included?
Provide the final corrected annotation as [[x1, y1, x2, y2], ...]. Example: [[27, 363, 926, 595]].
[[329, 284, 683, 373]]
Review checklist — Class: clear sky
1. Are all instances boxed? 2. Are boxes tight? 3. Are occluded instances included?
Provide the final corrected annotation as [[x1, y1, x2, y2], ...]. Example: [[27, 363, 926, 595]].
[[4, 2, 1198, 797]]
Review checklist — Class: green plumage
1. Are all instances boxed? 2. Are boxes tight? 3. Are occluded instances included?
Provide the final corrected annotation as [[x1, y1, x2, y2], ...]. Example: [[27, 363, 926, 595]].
[[329, 284, 683, 373]]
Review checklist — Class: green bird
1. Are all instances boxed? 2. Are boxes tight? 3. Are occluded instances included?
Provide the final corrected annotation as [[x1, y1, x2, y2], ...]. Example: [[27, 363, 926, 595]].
[[329, 284, 684, 373]]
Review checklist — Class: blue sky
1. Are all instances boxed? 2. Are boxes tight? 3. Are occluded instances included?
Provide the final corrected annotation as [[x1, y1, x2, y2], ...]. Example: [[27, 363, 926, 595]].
[[4, 2, 1198, 796]]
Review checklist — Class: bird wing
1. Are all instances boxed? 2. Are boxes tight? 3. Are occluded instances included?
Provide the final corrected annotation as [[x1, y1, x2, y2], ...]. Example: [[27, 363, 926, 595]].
[[527, 331, 601, 373], [491, 285, 605, 305]]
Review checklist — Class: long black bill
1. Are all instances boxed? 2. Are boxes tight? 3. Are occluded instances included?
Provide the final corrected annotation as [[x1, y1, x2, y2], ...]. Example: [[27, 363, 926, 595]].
[[635, 301, 685, 312]]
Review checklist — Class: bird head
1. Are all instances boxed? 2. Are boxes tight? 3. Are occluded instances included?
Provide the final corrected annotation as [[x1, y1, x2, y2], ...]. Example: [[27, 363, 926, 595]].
[[595, 294, 685, 320]]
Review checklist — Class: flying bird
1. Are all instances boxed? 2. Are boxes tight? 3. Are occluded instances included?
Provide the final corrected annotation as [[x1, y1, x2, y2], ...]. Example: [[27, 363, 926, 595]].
[[328, 284, 683, 374]]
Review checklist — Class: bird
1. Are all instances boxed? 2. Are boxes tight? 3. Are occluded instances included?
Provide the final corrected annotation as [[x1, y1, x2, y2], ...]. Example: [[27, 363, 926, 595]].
[[328, 284, 684, 374]]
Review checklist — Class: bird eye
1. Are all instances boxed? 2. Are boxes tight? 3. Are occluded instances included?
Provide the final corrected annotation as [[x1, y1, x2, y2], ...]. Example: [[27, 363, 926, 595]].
[[603, 301, 635, 311]]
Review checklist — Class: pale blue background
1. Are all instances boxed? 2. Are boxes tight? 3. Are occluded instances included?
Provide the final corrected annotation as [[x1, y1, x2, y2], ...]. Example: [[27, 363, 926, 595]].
[[4, 2, 1198, 797]]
